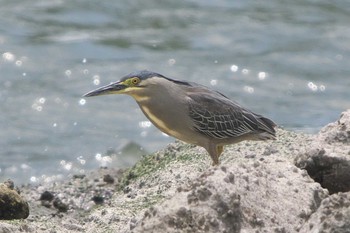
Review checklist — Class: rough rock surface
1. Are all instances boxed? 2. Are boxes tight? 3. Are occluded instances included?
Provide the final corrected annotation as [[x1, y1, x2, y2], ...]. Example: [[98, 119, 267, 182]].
[[294, 110, 350, 232], [295, 110, 350, 194], [131, 162, 327, 233], [1, 110, 350, 233], [299, 192, 350, 233], [0, 180, 29, 220]]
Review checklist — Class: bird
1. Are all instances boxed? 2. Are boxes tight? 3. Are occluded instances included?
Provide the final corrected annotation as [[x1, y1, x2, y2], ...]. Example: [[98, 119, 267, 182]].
[[83, 70, 276, 165]]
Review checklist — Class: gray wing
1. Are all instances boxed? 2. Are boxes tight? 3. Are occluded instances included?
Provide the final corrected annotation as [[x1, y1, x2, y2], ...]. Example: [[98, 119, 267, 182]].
[[187, 91, 276, 140]]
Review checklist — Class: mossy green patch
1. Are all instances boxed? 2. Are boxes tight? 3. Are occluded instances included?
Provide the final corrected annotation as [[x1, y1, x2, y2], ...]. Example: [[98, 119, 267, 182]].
[[118, 142, 202, 190]]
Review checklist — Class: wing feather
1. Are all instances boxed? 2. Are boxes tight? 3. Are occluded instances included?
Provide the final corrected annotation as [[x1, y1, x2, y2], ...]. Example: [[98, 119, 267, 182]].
[[187, 90, 275, 140]]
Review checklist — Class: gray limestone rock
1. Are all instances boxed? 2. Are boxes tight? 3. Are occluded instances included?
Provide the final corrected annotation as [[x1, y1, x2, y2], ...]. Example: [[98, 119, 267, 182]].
[[131, 160, 327, 232], [1, 109, 350, 233], [295, 110, 350, 194], [299, 192, 350, 233]]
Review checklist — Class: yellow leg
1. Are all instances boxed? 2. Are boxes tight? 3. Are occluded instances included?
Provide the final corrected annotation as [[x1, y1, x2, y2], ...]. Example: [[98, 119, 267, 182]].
[[217, 145, 224, 157], [207, 144, 224, 166]]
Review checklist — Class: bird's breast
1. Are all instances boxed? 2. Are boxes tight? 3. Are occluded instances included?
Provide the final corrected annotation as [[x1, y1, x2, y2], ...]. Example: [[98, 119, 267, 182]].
[[139, 104, 182, 139], [133, 90, 202, 145]]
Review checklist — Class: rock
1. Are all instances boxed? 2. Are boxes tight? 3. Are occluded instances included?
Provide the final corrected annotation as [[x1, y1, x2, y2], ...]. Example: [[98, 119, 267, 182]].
[[72, 174, 86, 179], [1, 109, 350, 232], [40, 191, 54, 202], [53, 197, 69, 212], [103, 174, 115, 184], [299, 192, 350, 233], [0, 222, 19, 232], [295, 110, 350, 231], [4, 179, 14, 190], [0, 181, 29, 220], [319, 110, 350, 144], [295, 110, 350, 194], [92, 195, 104, 204], [130, 160, 327, 233]]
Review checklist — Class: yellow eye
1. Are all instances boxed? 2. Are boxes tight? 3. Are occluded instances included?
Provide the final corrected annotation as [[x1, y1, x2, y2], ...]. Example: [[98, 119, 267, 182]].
[[131, 77, 140, 85]]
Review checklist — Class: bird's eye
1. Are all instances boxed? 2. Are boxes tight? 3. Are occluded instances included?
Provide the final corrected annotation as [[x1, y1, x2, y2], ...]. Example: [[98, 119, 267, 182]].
[[131, 77, 140, 85]]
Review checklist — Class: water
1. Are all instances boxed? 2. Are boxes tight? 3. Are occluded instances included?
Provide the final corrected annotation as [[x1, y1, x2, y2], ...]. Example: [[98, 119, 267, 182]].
[[1, 0, 349, 184]]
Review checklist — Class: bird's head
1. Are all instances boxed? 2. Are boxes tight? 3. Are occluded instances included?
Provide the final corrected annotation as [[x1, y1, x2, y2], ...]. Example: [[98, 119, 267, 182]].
[[83, 70, 167, 99]]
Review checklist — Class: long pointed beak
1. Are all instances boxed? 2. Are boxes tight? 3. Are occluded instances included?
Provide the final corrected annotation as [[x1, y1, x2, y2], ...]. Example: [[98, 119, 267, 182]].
[[83, 81, 127, 97]]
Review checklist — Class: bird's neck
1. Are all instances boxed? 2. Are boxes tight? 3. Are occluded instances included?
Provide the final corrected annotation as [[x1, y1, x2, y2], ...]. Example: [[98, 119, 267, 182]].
[[129, 93, 151, 103]]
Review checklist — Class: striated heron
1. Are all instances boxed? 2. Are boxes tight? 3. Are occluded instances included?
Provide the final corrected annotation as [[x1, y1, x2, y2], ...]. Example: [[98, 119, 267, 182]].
[[83, 70, 276, 165]]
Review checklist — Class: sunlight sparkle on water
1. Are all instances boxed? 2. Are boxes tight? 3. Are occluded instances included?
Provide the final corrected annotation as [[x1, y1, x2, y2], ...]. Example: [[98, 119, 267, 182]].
[[258, 72, 267, 80], [32, 97, 46, 112], [230, 65, 238, 72], [168, 58, 176, 66], [139, 121, 152, 128], [210, 79, 217, 86], [20, 163, 30, 170], [15, 60, 22, 66], [60, 160, 72, 170], [95, 153, 102, 160], [79, 99, 86, 105], [30, 176, 38, 183], [39, 97, 46, 104], [243, 85, 254, 94], [242, 68, 250, 75], [307, 82, 326, 92], [93, 75, 100, 85], [2, 52, 15, 62], [307, 82, 318, 92], [77, 156, 86, 165], [65, 70, 72, 77], [95, 153, 112, 166]]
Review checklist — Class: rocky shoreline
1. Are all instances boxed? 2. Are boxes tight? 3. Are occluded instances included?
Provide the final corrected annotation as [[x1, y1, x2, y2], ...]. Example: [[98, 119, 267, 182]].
[[1, 110, 350, 233]]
